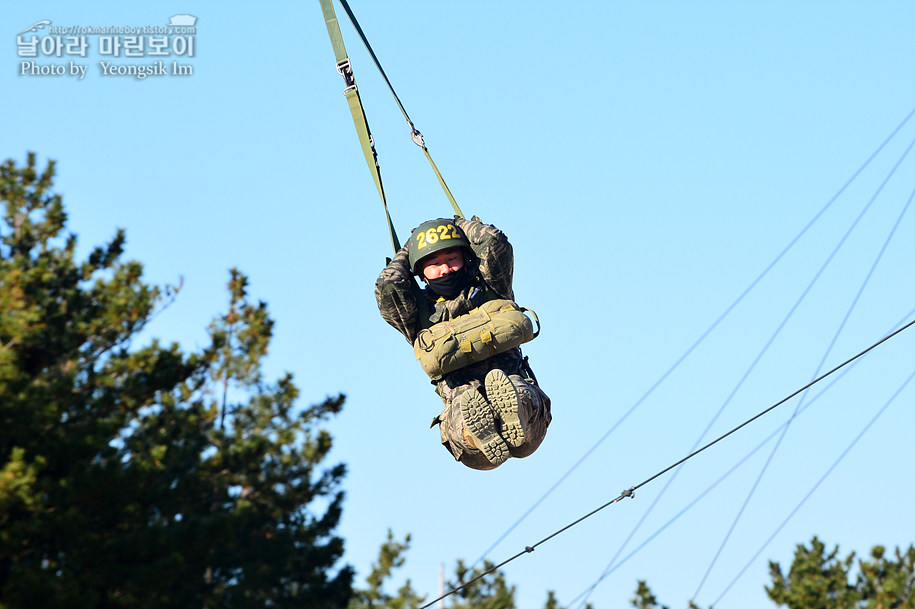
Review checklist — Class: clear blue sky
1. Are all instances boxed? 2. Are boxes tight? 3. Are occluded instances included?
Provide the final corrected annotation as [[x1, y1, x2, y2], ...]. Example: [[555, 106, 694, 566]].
[[4, 2, 914, 607]]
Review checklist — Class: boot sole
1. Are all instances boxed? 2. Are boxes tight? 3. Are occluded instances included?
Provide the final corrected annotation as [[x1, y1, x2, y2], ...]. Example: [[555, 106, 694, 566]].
[[486, 369, 525, 448], [460, 388, 509, 466]]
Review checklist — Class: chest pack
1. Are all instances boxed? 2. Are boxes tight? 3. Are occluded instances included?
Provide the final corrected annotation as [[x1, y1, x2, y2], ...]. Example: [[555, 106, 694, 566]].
[[413, 299, 539, 380]]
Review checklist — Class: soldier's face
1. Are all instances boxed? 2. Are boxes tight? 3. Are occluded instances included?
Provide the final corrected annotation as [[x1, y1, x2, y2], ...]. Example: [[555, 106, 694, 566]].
[[421, 248, 465, 281]]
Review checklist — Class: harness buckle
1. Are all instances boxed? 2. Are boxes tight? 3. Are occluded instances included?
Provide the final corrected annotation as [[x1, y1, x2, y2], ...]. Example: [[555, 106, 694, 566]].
[[335, 59, 356, 92], [416, 328, 435, 352], [411, 128, 425, 148]]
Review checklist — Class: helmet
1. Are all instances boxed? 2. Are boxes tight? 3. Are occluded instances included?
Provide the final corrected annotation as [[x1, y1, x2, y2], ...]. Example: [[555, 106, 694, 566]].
[[407, 218, 471, 275]]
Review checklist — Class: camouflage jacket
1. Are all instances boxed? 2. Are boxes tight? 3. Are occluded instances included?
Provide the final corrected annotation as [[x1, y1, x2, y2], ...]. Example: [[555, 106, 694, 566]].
[[375, 215, 515, 345]]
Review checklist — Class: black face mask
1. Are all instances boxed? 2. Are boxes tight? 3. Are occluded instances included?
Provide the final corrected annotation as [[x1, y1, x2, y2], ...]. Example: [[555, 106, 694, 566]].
[[426, 266, 469, 299]]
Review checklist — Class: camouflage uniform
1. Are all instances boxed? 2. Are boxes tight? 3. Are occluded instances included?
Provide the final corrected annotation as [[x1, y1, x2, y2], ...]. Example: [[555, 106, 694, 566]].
[[375, 216, 551, 470]]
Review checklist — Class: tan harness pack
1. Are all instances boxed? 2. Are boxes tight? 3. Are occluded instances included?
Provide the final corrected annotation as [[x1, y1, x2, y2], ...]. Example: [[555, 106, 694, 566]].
[[413, 299, 539, 380]]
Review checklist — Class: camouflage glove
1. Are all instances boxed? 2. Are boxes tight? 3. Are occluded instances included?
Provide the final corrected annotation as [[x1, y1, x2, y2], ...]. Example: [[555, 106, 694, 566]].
[[455, 216, 514, 301], [375, 245, 420, 343]]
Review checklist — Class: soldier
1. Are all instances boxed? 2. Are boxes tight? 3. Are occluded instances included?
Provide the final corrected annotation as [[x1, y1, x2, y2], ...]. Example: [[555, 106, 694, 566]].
[[375, 216, 551, 470]]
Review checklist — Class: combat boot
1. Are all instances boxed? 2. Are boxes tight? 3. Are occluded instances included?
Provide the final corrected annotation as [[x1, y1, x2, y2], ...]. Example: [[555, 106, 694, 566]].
[[459, 387, 510, 466], [485, 369, 528, 449]]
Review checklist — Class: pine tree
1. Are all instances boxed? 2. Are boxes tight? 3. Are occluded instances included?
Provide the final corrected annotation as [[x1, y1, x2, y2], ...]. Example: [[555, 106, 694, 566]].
[[448, 559, 516, 609], [766, 536, 860, 609], [631, 536, 912, 609], [631, 580, 668, 609], [767, 537, 914, 609], [349, 533, 523, 609], [856, 544, 915, 609], [0, 153, 353, 608], [349, 530, 424, 609]]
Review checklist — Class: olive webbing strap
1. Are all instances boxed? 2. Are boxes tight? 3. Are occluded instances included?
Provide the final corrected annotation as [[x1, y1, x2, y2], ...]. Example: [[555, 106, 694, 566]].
[[320, 0, 401, 252], [337, 0, 465, 220]]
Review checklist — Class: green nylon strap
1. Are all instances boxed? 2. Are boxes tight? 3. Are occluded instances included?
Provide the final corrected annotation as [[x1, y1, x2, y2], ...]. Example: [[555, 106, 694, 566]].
[[320, 0, 401, 252], [336, 0, 465, 221], [426, 145, 462, 219], [319, 0, 346, 64]]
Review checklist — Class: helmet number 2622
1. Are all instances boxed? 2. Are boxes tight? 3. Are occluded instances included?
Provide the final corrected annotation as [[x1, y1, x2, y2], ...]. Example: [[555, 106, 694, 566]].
[[415, 224, 460, 250]]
